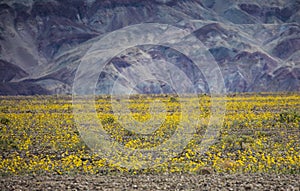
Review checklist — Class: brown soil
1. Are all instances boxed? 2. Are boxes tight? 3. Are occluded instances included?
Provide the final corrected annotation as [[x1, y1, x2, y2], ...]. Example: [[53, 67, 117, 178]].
[[1, 173, 300, 191]]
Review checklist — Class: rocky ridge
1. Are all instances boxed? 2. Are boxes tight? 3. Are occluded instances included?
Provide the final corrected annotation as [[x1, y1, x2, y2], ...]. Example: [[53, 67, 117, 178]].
[[0, 0, 299, 95]]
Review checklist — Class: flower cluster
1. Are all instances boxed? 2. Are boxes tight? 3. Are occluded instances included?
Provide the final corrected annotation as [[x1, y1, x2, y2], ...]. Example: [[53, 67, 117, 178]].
[[0, 93, 299, 175]]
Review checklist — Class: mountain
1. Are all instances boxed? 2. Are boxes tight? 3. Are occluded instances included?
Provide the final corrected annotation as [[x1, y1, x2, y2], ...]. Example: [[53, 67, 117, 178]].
[[0, 0, 299, 95]]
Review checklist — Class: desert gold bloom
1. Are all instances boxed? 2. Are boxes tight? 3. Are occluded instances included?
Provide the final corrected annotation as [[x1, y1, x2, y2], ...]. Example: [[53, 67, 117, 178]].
[[0, 93, 299, 175]]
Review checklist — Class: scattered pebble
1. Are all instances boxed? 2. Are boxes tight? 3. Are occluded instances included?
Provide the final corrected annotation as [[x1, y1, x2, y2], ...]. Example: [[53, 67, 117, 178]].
[[1, 173, 300, 190]]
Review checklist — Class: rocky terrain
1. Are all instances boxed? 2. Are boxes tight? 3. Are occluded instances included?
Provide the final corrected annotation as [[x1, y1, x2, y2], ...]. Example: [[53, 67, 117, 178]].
[[0, 0, 299, 95], [1, 173, 300, 190]]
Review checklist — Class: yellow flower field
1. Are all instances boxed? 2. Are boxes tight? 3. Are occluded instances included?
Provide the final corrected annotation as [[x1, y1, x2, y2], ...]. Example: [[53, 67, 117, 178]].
[[0, 93, 299, 175]]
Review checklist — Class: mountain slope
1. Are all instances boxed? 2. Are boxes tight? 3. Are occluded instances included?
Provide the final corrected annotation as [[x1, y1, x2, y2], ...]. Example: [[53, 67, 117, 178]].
[[0, 0, 299, 95]]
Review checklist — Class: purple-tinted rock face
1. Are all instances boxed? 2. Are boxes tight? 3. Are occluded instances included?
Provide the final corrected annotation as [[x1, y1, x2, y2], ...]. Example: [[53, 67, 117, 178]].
[[193, 23, 229, 43], [239, 4, 261, 16], [0, 0, 299, 95], [0, 60, 28, 82], [272, 38, 300, 59]]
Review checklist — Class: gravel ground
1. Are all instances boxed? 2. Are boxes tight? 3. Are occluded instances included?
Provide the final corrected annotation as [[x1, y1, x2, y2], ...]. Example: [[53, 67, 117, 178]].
[[1, 173, 300, 191]]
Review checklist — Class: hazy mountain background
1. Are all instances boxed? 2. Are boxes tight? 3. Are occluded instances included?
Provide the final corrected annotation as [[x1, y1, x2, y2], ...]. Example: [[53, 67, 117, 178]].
[[0, 0, 299, 95]]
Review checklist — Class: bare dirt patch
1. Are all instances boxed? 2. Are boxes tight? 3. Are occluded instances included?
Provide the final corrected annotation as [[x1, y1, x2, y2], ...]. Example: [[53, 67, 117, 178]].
[[1, 173, 300, 190]]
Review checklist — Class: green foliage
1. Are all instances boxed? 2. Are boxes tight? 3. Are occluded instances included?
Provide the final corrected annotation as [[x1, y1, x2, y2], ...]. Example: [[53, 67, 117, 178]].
[[102, 116, 115, 125], [169, 97, 178, 103], [0, 117, 10, 125], [279, 110, 300, 123]]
